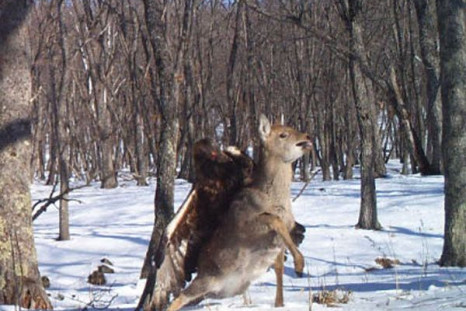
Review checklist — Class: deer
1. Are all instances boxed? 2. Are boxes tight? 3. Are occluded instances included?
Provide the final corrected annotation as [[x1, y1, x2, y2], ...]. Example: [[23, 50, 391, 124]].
[[165, 114, 312, 311]]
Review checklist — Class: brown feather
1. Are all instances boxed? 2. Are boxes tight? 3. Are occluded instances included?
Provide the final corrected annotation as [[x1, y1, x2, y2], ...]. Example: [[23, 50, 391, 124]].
[[153, 138, 253, 308]]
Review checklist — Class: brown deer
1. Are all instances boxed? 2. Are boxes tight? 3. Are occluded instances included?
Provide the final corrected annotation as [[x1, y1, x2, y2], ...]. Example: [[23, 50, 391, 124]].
[[165, 115, 312, 311]]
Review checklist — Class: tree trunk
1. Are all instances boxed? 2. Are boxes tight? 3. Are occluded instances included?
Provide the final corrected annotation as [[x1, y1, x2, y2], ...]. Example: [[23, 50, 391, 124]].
[[58, 157, 70, 241], [135, 107, 149, 186], [0, 0, 53, 308], [313, 95, 331, 181], [138, 1, 192, 308], [329, 102, 340, 181], [350, 56, 380, 230], [226, 0, 243, 146], [413, 0, 442, 174], [437, 0, 466, 267], [53, 0, 70, 240], [139, 0, 176, 280], [370, 102, 387, 178], [99, 89, 118, 189], [341, 0, 381, 230], [388, 67, 434, 175], [343, 102, 356, 180]]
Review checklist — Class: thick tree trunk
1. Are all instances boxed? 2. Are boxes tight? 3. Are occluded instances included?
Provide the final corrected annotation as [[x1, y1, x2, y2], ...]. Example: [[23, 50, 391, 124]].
[[367, 85, 386, 178], [335, 1, 386, 180], [100, 137, 118, 188], [99, 91, 118, 189], [226, 0, 243, 146], [138, 1, 191, 309], [139, 0, 175, 280], [350, 54, 380, 230], [343, 0, 381, 230], [413, 0, 442, 174], [437, 0, 466, 267], [0, 0, 53, 308]]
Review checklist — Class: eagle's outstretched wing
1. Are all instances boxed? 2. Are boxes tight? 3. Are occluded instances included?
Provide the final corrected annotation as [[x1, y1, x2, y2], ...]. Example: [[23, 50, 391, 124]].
[[152, 138, 254, 310]]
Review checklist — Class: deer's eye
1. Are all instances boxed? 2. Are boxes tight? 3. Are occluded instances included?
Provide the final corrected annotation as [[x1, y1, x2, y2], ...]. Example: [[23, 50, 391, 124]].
[[279, 132, 289, 139]]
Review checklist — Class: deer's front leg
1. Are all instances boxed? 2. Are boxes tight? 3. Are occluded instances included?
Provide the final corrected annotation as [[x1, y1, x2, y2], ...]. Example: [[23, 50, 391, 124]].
[[274, 250, 285, 307], [258, 212, 304, 277]]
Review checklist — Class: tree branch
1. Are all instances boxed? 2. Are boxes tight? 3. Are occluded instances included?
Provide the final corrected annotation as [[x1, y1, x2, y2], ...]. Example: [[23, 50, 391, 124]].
[[293, 168, 321, 202], [32, 183, 86, 221]]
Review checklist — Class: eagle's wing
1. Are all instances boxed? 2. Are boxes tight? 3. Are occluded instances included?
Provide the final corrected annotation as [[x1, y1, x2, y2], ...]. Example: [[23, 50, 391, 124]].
[[152, 188, 199, 309], [151, 139, 255, 310]]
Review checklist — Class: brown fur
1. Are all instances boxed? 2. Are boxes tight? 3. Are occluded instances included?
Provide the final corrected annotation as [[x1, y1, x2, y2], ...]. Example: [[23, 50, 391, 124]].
[[183, 139, 254, 279], [166, 115, 311, 310], [150, 138, 253, 310]]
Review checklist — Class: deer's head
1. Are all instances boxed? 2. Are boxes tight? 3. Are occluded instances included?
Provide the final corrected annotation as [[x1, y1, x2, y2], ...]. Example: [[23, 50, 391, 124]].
[[259, 114, 312, 163]]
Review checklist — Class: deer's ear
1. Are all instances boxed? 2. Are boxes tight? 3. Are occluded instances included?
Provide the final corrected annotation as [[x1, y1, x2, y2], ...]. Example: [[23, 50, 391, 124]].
[[259, 114, 271, 141]]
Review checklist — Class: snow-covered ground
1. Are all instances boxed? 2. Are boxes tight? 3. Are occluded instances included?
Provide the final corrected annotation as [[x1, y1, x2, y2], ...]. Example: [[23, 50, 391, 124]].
[[4, 162, 466, 310]]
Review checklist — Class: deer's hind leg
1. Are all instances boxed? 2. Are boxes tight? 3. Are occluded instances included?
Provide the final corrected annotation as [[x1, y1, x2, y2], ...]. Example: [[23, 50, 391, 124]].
[[166, 276, 214, 311], [258, 212, 304, 277]]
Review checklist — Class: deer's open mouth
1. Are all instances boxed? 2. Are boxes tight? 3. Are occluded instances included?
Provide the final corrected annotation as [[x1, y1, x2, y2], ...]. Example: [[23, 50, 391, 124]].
[[296, 141, 312, 149]]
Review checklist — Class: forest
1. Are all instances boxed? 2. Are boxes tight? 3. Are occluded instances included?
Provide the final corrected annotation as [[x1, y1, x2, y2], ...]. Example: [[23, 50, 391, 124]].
[[24, 0, 446, 184], [0, 0, 464, 309]]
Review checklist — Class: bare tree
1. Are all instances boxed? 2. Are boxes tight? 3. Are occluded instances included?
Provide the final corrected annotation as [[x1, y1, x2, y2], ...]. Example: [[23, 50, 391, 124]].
[[47, 0, 70, 240], [413, 0, 442, 174], [0, 0, 52, 308], [437, 0, 465, 267], [138, 1, 194, 305], [337, 0, 381, 230], [226, 0, 243, 146]]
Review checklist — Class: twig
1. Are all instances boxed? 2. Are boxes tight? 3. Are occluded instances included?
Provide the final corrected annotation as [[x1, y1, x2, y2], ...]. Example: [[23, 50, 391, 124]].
[[64, 282, 118, 310], [293, 169, 320, 202], [31, 181, 58, 211], [32, 183, 86, 221]]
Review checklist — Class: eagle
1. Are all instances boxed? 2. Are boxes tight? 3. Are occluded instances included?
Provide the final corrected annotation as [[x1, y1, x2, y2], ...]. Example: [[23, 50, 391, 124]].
[[142, 138, 305, 310]]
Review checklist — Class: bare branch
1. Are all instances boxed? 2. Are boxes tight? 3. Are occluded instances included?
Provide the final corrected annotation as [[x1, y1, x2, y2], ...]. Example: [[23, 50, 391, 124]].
[[32, 183, 87, 221], [293, 168, 321, 202]]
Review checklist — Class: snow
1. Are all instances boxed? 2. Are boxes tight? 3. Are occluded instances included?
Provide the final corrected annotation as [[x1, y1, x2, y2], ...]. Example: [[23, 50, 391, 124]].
[[2, 161, 465, 311]]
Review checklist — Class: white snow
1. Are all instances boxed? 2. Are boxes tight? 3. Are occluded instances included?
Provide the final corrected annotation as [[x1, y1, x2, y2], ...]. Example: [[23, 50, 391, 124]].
[[2, 161, 465, 311]]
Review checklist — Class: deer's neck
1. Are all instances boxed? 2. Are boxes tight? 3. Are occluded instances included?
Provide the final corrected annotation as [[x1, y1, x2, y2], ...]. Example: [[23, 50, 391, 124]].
[[253, 152, 293, 207]]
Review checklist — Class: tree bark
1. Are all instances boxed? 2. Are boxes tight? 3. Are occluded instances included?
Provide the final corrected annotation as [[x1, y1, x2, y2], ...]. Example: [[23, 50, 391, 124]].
[[51, 0, 70, 240], [343, 88, 356, 180], [135, 107, 149, 186], [413, 0, 442, 174], [340, 0, 381, 230], [388, 67, 434, 175], [139, 0, 176, 280], [0, 0, 53, 308], [226, 0, 243, 146], [138, 1, 192, 308], [437, 0, 466, 267], [99, 89, 118, 189]]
